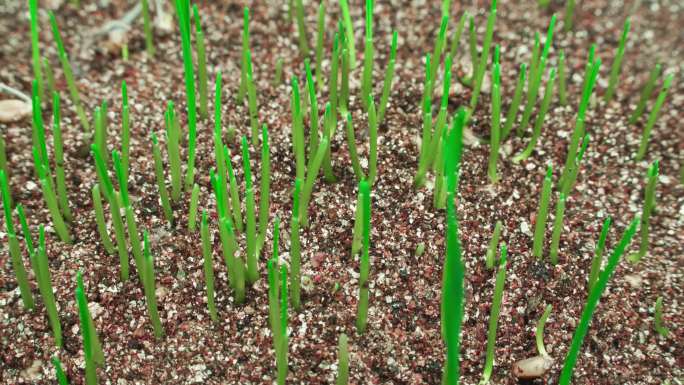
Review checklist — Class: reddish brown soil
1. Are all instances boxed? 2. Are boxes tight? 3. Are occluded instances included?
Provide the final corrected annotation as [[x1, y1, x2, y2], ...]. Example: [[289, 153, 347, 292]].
[[0, 1, 682, 384]]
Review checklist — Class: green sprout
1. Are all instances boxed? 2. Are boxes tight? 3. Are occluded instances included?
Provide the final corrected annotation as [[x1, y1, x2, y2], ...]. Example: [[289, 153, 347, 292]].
[[336, 333, 350, 385], [338, 0, 356, 68], [560, 47, 600, 189], [29, 0, 43, 100], [246, 51, 260, 144], [225, 145, 244, 232], [174, 0, 198, 191], [564, 0, 576, 32], [200, 210, 218, 322], [141, 0, 155, 57], [485, 220, 502, 269], [52, 93, 72, 221], [142, 231, 164, 339], [629, 63, 661, 124], [193, 4, 208, 120], [588, 217, 611, 292], [93, 105, 107, 166], [267, 226, 289, 385], [121, 81, 130, 182], [291, 77, 306, 182], [299, 135, 328, 228], [324, 37, 340, 182], [1, 172, 33, 309], [294, 0, 309, 56], [558, 51, 568, 105], [339, 26, 351, 114], [603, 18, 630, 104], [488, 46, 501, 183], [356, 180, 371, 333], [242, 136, 258, 283], [469, 0, 497, 110], [428, 15, 449, 93], [518, 15, 556, 136], [238, 8, 250, 103], [560, 133, 589, 196], [654, 296, 670, 337], [151, 133, 174, 224], [636, 74, 674, 160], [377, 31, 398, 123], [290, 179, 302, 310], [448, 11, 469, 61], [345, 112, 364, 181], [258, 125, 271, 250], [548, 193, 566, 265], [480, 244, 507, 385], [75, 271, 105, 385], [91, 184, 115, 254], [188, 183, 200, 232], [558, 216, 639, 385], [536, 304, 552, 357], [114, 150, 144, 281], [164, 101, 182, 202], [32, 225, 62, 347], [514, 67, 557, 162], [48, 11, 89, 131], [502, 63, 526, 139], [52, 356, 69, 385], [305, 60, 320, 162], [533, 166, 553, 259], [628, 160, 658, 263], [315, 2, 326, 90], [468, 15, 477, 83]]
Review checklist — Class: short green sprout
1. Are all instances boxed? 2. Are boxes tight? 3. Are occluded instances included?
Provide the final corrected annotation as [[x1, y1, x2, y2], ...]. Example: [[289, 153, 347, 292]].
[[536, 304, 552, 357], [629, 63, 661, 124], [290, 179, 303, 310], [604, 18, 630, 104], [470, 0, 498, 110], [200, 210, 218, 322], [588, 217, 611, 292], [533, 166, 553, 259], [485, 220, 502, 269], [636, 74, 674, 161], [549, 193, 566, 265], [654, 296, 670, 337], [628, 160, 658, 263]]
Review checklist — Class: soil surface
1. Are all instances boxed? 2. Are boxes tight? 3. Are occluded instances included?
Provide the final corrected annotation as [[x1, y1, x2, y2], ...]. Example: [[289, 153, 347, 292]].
[[1, 1, 682, 384]]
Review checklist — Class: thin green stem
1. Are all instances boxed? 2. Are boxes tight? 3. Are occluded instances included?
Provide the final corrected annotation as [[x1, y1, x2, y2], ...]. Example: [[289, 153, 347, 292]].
[[604, 18, 630, 104], [92, 184, 115, 254], [143, 231, 164, 339], [636, 74, 674, 160], [485, 220, 502, 269], [194, 5, 208, 120], [629, 63, 661, 124], [290, 179, 302, 310], [533, 166, 553, 259], [480, 244, 507, 385], [188, 183, 200, 232], [356, 180, 371, 333], [141, 0, 155, 57], [588, 217, 611, 292], [628, 161, 658, 263], [201, 210, 218, 322], [535, 304, 552, 357], [549, 193, 566, 265]]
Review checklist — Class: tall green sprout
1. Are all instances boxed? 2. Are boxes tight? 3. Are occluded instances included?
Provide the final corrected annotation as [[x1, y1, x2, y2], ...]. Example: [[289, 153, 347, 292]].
[[560, 134, 589, 196], [485, 220, 502, 269], [558, 51, 568, 105], [315, 2, 326, 90], [193, 5, 208, 120], [246, 51, 260, 144], [488, 46, 501, 183], [299, 136, 328, 228], [91, 184, 115, 254], [636, 74, 674, 161], [361, 0, 375, 107], [48, 12, 89, 131], [290, 179, 302, 310], [480, 244, 507, 385], [188, 183, 200, 231], [336, 333, 350, 385], [141, 0, 155, 57], [238, 8, 250, 103], [502, 63, 527, 139], [514, 67, 557, 162], [113, 151, 143, 281], [258, 125, 271, 250], [242, 136, 258, 283], [629, 63, 661, 124], [174, 0, 198, 191], [588, 217, 611, 292], [75, 271, 105, 385], [564, 0, 576, 32], [558, 217, 639, 385], [30, 225, 62, 347], [603, 18, 630, 104], [377, 31, 398, 123], [267, 224, 288, 385], [548, 193, 566, 265], [29, 0, 43, 100], [338, 0, 356, 68], [165, 102, 182, 202], [428, 15, 448, 93], [291, 77, 306, 182], [533, 166, 553, 259], [628, 161, 658, 263], [121, 81, 130, 182], [52, 92, 72, 221], [356, 180, 371, 333], [469, 0, 497, 110]]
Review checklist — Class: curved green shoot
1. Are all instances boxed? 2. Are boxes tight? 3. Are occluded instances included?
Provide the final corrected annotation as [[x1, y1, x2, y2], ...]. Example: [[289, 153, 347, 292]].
[[588, 217, 611, 292], [485, 220, 502, 269], [48, 12, 89, 131], [536, 304, 552, 357], [356, 179, 371, 333], [558, 217, 639, 385], [654, 296, 670, 337], [336, 333, 350, 385], [628, 160, 658, 263], [604, 18, 630, 104], [2, 189, 34, 309], [629, 63, 661, 124], [533, 166, 553, 259], [636, 74, 674, 160], [277, 264, 288, 385], [480, 243, 507, 385], [91, 184, 115, 254], [428, 15, 449, 93], [52, 356, 69, 385]]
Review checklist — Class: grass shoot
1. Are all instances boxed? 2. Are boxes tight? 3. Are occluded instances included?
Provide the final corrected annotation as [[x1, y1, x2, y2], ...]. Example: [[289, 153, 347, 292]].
[[469, 0, 498, 110], [654, 296, 669, 337], [558, 51, 567, 105], [290, 179, 302, 310], [193, 4, 208, 120], [336, 333, 350, 385], [485, 220, 502, 269], [628, 160, 658, 263], [488, 46, 501, 183], [514, 67, 557, 162], [257, 125, 271, 251], [629, 63, 661, 124], [91, 184, 115, 254], [588, 217, 611, 292], [502, 63, 526, 139], [164, 101, 182, 202], [242, 136, 258, 283], [315, 2, 326, 90], [33, 225, 62, 347], [141, 0, 155, 57], [603, 18, 630, 104], [356, 180, 371, 333], [536, 304, 552, 357], [548, 193, 566, 265], [294, 0, 309, 56], [151, 133, 174, 224], [636, 73, 674, 160], [533, 166, 553, 259], [238, 7, 250, 103], [188, 183, 200, 232], [75, 271, 105, 382], [29, 0, 43, 100], [480, 243, 507, 385], [52, 356, 69, 385]]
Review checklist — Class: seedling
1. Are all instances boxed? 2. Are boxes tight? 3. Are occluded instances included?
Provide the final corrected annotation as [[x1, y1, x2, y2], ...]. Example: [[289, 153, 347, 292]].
[[629, 63, 661, 124], [628, 160, 658, 263], [654, 296, 670, 337], [246, 51, 260, 144], [338, 0, 356, 68], [225, 146, 244, 232], [242, 136, 258, 283], [91, 184, 115, 254], [114, 150, 143, 280], [536, 304, 552, 357], [560, 133, 589, 196], [121, 81, 130, 182], [273, 58, 284, 86], [361, 0, 374, 107], [588, 217, 611, 292], [514, 67, 557, 162], [29, 0, 43, 100], [52, 93, 72, 221], [502, 63, 526, 139], [267, 228, 289, 385], [299, 135, 328, 227], [548, 193, 566, 265], [480, 244, 507, 385], [258, 124, 271, 249], [200, 210, 218, 322], [485, 220, 502, 269], [558, 217, 639, 385], [48, 12, 89, 131], [75, 271, 105, 380], [533, 166, 553, 259], [141, 0, 155, 57], [564, 0, 576, 32], [188, 183, 200, 232], [428, 15, 449, 93], [469, 0, 497, 110], [164, 101, 182, 202], [151, 133, 174, 224], [290, 179, 302, 310], [193, 5, 208, 119], [52, 356, 69, 385], [294, 0, 309, 56], [448, 12, 469, 61], [488, 46, 501, 183], [143, 231, 164, 339], [32, 225, 62, 347], [636, 74, 674, 160], [2, 184, 34, 309], [356, 180, 371, 333], [0, 135, 8, 184], [377, 31, 398, 123], [291, 77, 306, 182], [604, 18, 630, 104], [336, 333, 350, 385]]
